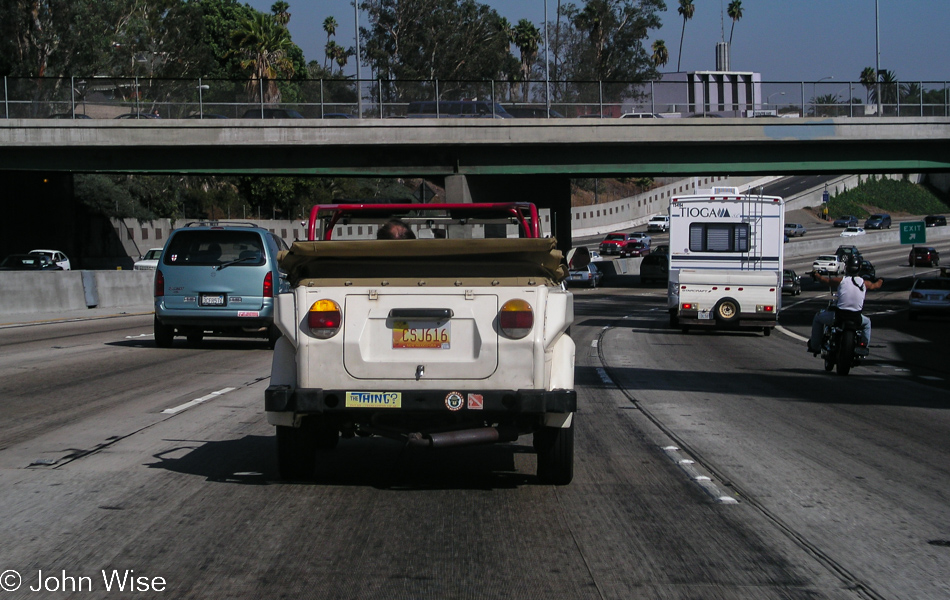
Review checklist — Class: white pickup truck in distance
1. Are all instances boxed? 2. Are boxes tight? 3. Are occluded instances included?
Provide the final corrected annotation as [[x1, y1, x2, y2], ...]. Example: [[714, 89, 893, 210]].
[[266, 202, 577, 484]]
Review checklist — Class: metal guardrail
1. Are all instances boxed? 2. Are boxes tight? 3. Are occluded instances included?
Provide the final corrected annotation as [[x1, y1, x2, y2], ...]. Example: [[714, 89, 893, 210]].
[[2, 76, 948, 120]]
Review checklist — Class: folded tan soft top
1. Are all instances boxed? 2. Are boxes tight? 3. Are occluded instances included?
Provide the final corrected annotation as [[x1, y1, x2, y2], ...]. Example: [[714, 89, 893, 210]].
[[281, 238, 567, 286]]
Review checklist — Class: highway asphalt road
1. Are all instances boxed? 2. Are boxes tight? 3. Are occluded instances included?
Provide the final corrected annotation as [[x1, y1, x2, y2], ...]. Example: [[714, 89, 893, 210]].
[[0, 240, 947, 599]]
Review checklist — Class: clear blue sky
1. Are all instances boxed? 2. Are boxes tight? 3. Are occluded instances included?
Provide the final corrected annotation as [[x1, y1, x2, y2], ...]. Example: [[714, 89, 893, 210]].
[[246, 0, 948, 84]]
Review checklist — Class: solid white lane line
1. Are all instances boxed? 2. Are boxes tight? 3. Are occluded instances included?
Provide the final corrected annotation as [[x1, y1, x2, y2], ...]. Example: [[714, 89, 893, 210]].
[[775, 325, 809, 342], [162, 387, 236, 415]]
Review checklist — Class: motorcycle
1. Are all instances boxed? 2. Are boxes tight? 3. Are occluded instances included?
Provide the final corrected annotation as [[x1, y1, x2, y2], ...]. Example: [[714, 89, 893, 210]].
[[817, 303, 869, 376]]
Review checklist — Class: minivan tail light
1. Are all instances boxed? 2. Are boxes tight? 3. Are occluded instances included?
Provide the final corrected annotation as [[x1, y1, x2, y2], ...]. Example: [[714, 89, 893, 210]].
[[154, 269, 164, 297], [308, 300, 342, 339], [499, 299, 533, 339], [263, 271, 274, 298]]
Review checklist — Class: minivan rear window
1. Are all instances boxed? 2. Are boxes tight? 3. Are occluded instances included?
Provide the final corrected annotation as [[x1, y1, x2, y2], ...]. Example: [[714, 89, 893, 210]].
[[163, 231, 265, 266]]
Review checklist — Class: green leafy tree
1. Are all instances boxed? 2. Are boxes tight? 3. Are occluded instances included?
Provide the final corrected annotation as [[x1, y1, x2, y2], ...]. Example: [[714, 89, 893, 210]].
[[676, 0, 694, 72], [727, 0, 742, 45], [362, 0, 513, 100], [556, 0, 664, 97]]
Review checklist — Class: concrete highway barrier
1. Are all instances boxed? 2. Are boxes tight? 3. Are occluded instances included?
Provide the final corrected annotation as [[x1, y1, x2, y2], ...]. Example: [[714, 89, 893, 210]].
[[0, 270, 152, 317]]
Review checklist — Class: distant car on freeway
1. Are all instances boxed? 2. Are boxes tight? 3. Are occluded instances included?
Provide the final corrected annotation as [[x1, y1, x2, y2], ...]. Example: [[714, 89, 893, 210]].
[[812, 255, 845, 275], [29, 249, 71, 270], [782, 269, 801, 296], [840, 227, 866, 237], [619, 241, 650, 258], [909, 247, 940, 267], [863, 213, 891, 229], [833, 215, 859, 227], [0, 253, 63, 271], [908, 277, 950, 320], [568, 263, 603, 288], [599, 233, 641, 255], [134, 248, 164, 271], [784, 223, 807, 237], [240, 108, 305, 119], [639, 252, 669, 283], [924, 215, 947, 227]]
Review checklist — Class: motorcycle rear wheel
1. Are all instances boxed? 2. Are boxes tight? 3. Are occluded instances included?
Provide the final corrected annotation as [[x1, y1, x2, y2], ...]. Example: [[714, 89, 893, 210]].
[[836, 333, 854, 376]]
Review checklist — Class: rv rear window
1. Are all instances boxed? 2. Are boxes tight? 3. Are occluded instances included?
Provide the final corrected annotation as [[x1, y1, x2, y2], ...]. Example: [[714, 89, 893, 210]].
[[688, 223, 749, 252]]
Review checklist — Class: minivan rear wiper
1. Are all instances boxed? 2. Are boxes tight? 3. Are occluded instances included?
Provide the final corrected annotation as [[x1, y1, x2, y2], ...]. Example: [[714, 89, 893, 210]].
[[215, 256, 256, 270]]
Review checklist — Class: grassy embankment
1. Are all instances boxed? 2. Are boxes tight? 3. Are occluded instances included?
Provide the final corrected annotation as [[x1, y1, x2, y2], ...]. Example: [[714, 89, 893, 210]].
[[824, 177, 948, 218]]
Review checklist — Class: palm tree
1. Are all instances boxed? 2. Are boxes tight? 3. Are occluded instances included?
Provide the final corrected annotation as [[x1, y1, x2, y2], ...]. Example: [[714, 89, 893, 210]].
[[727, 1, 743, 45], [323, 16, 338, 70], [231, 13, 296, 104], [271, 1, 291, 27], [333, 45, 351, 74], [859, 66, 876, 103], [676, 0, 695, 72], [651, 40, 669, 69], [512, 19, 541, 101]]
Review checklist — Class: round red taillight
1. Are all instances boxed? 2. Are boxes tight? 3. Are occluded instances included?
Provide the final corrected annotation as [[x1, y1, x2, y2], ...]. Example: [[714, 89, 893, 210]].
[[499, 299, 533, 339], [308, 299, 342, 339]]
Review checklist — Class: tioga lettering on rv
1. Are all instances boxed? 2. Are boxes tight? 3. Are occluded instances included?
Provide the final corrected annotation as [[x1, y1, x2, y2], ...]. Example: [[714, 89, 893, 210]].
[[677, 207, 732, 218]]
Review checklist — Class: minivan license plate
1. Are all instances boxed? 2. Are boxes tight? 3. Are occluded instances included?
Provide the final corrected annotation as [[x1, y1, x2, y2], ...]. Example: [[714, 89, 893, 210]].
[[392, 320, 450, 349], [200, 293, 226, 306]]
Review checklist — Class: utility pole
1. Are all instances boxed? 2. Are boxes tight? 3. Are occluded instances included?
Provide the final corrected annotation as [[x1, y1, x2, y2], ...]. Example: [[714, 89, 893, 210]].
[[875, 0, 882, 116], [354, 0, 363, 118]]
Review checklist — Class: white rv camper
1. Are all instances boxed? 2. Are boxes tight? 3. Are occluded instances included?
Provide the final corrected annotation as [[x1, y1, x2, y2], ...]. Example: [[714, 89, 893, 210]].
[[667, 187, 785, 335]]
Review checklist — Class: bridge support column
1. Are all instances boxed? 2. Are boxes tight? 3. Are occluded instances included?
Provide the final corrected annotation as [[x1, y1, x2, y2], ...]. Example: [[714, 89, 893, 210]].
[[444, 174, 473, 204], [463, 175, 572, 252]]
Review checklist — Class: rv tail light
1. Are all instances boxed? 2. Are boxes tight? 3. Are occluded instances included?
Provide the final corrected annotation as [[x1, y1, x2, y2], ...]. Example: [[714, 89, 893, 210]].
[[154, 269, 164, 297], [682, 303, 696, 310], [499, 299, 533, 339], [308, 299, 342, 339], [757, 305, 775, 313], [263, 271, 274, 298]]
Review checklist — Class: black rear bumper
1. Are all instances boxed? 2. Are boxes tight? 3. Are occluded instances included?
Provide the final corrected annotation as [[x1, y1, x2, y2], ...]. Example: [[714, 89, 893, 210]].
[[265, 386, 576, 416]]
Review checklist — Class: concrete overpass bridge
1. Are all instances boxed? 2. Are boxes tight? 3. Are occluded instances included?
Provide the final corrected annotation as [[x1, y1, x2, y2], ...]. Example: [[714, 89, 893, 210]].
[[2, 116, 948, 176], [1, 116, 948, 253]]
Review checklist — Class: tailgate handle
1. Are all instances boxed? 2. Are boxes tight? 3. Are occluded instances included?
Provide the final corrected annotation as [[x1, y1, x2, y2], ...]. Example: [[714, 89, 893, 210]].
[[388, 308, 454, 319]]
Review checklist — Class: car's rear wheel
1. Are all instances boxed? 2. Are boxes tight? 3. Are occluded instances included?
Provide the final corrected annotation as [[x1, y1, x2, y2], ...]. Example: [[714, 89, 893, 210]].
[[154, 317, 174, 348], [535, 421, 574, 485], [276, 419, 318, 480]]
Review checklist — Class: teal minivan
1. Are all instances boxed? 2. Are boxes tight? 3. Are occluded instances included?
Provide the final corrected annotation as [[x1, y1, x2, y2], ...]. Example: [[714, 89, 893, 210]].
[[154, 222, 289, 348]]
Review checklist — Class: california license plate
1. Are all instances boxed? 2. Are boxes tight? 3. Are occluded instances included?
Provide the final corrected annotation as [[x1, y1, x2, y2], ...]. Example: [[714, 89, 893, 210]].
[[392, 320, 450, 349], [199, 293, 226, 306]]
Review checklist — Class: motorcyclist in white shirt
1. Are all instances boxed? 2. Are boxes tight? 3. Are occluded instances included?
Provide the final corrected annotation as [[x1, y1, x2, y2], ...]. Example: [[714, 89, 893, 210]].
[[808, 255, 884, 355]]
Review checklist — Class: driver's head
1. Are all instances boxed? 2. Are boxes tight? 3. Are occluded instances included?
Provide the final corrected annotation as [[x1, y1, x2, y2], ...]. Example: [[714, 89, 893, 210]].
[[377, 219, 416, 239], [846, 255, 861, 275]]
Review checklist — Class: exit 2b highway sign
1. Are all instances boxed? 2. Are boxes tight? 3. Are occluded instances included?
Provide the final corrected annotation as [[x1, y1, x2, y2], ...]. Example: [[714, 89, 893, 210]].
[[900, 221, 926, 244]]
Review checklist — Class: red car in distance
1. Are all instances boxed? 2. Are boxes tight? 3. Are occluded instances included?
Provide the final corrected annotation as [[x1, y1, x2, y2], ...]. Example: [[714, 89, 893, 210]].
[[619, 241, 651, 258]]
